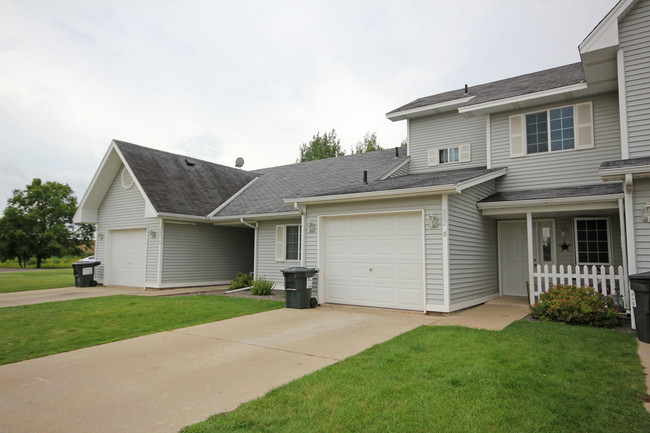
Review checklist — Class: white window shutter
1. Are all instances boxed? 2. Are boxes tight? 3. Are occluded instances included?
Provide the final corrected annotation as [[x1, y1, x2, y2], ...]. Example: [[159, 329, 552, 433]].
[[509, 114, 525, 158], [428, 149, 439, 166], [459, 144, 471, 162], [575, 102, 594, 150], [275, 225, 285, 261]]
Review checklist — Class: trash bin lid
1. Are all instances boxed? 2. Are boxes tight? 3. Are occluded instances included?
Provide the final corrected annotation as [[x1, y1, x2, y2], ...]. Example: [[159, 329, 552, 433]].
[[72, 261, 101, 268], [630, 271, 650, 282], [280, 266, 317, 276]]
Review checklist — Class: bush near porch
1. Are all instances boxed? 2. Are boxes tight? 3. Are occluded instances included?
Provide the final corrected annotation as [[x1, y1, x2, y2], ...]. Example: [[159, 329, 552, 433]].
[[181, 321, 649, 433], [530, 284, 620, 327]]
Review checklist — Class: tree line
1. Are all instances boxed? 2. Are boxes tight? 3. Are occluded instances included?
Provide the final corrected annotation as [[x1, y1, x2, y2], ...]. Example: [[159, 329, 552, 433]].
[[298, 130, 406, 162], [0, 179, 94, 268]]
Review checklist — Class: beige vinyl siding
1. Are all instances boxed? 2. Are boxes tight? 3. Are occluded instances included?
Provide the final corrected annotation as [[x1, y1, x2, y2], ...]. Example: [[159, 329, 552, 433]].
[[161, 222, 253, 284], [620, 0, 650, 158], [257, 218, 302, 286], [408, 112, 487, 174], [491, 93, 621, 191], [634, 179, 650, 272], [448, 181, 498, 306], [304, 196, 443, 305], [96, 166, 159, 285]]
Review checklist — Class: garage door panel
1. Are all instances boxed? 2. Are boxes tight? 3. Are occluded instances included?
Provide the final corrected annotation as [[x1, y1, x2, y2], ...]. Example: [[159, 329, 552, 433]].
[[323, 212, 424, 311], [109, 229, 146, 287]]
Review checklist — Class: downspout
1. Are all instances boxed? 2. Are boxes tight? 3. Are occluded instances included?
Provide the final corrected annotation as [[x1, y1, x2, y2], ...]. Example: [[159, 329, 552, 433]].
[[617, 49, 630, 160], [293, 202, 306, 266], [624, 174, 637, 276], [240, 218, 258, 278]]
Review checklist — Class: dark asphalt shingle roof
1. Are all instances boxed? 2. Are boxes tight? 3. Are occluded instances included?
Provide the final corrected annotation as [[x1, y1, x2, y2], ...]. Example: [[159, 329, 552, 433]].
[[115, 140, 257, 217], [286, 166, 504, 199], [214, 147, 409, 217], [388, 63, 585, 115], [479, 183, 623, 203], [600, 156, 650, 170]]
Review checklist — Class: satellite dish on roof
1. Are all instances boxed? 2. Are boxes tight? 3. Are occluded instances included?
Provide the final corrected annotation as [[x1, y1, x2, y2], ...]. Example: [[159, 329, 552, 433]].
[[235, 157, 245, 168]]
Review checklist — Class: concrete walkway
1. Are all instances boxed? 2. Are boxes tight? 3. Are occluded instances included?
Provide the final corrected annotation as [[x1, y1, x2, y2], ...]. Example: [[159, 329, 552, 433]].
[[0, 285, 228, 308], [0, 300, 530, 433]]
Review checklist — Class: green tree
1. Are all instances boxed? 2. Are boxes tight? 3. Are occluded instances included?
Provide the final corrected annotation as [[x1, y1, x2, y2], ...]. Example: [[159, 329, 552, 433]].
[[401, 138, 407, 147], [352, 132, 383, 154], [298, 129, 345, 162], [0, 179, 94, 268]]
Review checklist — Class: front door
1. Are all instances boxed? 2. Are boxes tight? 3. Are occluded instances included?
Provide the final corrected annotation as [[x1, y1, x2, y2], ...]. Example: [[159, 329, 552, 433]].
[[499, 221, 529, 297], [499, 219, 556, 298]]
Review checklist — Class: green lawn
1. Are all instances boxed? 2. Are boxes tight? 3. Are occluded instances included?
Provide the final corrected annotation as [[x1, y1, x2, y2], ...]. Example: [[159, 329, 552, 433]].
[[0, 269, 75, 293], [0, 295, 283, 365], [182, 321, 650, 433]]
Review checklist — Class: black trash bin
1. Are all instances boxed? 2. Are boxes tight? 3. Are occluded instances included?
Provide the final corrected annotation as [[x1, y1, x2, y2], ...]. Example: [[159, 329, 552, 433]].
[[630, 271, 650, 343], [281, 267, 317, 309], [71, 261, 101, 287]]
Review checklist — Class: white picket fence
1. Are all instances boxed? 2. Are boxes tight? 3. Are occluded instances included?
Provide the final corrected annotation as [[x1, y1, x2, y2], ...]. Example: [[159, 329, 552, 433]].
[[530, 264, 629, 309]]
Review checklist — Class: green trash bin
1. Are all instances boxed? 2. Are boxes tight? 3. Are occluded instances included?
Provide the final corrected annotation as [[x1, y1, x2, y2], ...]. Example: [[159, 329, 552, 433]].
[[630, 271, 650, 343], [281, 267, 317, 309], [72, 261, 101, 287]]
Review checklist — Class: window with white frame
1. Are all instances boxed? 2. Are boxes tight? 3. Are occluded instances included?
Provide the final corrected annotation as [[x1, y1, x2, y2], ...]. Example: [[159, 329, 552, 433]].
[[439, 146, 460, 164], [285, 225, 301, 261], [526, 106, 575, 154], [574, 218, 611, 265], [276, 224, 301, 262], [509, 102, 593, 158]]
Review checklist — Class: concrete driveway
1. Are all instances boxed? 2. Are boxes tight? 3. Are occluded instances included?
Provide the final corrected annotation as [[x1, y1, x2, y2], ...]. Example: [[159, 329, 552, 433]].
[[0, 305, 437, 433]]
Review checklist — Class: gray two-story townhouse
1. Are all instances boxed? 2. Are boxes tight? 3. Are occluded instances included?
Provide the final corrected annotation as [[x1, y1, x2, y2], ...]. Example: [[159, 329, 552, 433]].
[[75, 0, 649, 316]]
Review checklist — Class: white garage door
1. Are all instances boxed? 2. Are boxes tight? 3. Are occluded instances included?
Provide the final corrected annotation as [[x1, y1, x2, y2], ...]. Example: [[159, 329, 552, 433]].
[[109, 229, 146, 287], [322, 212, 424, 311]]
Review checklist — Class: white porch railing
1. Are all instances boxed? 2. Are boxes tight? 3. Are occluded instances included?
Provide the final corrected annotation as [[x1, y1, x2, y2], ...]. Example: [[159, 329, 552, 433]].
[[530, 264, 629, 310]]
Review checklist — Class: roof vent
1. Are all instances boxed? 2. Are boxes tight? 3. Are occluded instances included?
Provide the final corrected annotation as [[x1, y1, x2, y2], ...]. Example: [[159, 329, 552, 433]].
[[395, 147, 399, 157], [121, 167, 134, 190], [185, 159, 196, 167], [363, 170, 368, 185], [464, 84, 468, 94]]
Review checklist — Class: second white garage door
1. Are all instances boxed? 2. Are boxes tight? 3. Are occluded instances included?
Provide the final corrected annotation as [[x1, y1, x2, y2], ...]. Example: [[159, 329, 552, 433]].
[[109, 228, 146, 287], [322, 212, 424, 311]]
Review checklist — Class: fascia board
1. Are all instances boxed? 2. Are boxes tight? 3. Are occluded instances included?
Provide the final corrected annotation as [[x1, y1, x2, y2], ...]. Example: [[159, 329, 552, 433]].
[[283, 184, 458, 205], [455, 168, 507, 192], [73, 142, 123, 223], [207, 177, 259, 218], [579, 0, 636, 54], [599, 165, 650, 180], [477, 193, 623, 214], [458, 83, 589, 116], [210, 211, 301, 223], [386, 96, 475, 121], [157, 212, 211, 222]]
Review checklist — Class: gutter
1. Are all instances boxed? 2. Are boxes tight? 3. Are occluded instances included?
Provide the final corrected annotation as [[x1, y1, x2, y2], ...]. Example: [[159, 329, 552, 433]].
[[284, 184, 459, 205], [477, 193, 624, 210]]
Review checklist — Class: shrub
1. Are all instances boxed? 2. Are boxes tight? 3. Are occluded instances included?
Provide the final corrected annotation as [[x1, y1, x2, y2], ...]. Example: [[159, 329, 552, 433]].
[[251, 277, 274, 295], [230, 272, 253, 290], [530, 284, 619, 327]]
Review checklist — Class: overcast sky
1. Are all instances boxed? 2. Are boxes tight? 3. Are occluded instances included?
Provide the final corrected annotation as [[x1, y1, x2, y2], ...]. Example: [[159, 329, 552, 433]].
[[0, 0, 617, 207]]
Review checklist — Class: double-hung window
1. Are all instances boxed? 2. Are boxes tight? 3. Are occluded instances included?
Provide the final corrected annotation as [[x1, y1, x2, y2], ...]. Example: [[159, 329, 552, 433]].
[[574, 218, 611, 265], [276, 224, 301, 262]]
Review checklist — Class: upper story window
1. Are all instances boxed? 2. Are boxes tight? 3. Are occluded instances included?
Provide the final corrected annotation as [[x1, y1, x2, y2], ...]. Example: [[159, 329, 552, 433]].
[[285, 225, 301, 261], [526, 106, 575, 154], [428, 143, 470, 166], [510, 102, 593, 159], [439, 146, 459, 164]]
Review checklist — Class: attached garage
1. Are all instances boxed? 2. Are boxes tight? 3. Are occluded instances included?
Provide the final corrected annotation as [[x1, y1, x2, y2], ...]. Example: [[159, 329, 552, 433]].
[[321, 211, 424, 311], [107, 228, 147, 287]]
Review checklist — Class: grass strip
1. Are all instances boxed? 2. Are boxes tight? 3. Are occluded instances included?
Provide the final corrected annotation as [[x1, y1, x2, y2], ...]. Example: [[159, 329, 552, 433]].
[[0, 269, 75, 293], [182, 321, 650, 433], [0, 295, 283, 365]]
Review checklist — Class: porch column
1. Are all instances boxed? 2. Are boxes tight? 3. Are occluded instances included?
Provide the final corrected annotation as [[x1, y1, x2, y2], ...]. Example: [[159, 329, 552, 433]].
[[526, 212, 535, 305]]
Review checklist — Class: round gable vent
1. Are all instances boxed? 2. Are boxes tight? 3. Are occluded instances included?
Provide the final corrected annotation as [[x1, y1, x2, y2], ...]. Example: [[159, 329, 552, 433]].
[[121, 167, 134, 190]]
